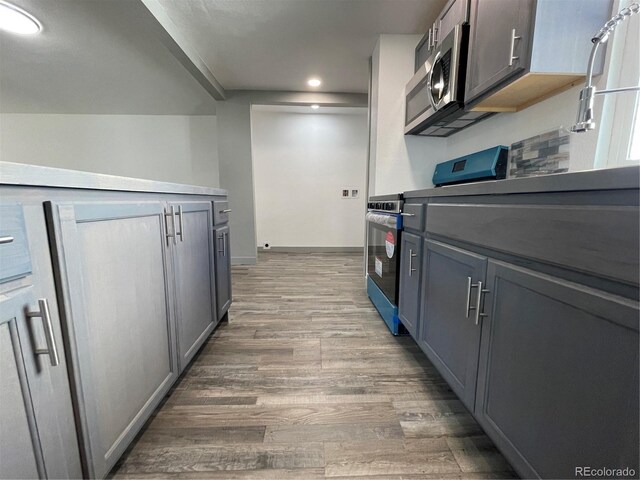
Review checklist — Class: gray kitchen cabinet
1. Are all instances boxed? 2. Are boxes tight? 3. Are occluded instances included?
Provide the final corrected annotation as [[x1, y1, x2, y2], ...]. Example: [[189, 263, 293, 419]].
[[0, 284, 82, 480], [1, 201, 82, 480], [45, 201, 179, 479], [418, 239, 487, 411], [416, 0, 469, 70], [1, 286, 45, 480], [476, 260, 639, 479], [465, 0, 611, 111], [213, 224, 232, 318], [169, 202, 217, 371], [465, 0, 532, 105], [398, 232, 422, 339]]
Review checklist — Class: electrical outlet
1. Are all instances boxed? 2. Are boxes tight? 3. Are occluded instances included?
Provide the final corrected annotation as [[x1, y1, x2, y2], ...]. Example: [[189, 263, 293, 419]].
[[351, 189, 359, 198], [341, 189, 350, 199]]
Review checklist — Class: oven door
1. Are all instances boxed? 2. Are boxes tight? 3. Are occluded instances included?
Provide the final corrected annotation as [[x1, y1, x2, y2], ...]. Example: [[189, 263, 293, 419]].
[[366, 212, 401, 304], [405, 24, 466, 135]]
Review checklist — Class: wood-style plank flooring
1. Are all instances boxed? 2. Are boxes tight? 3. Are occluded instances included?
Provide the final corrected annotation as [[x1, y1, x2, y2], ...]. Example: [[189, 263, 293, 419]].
[[111, 252, 516, 479]]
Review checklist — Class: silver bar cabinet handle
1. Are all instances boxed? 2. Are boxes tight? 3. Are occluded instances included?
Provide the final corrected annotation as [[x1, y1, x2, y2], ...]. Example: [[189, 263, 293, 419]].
[[432, 21, 439, 47], [400, 212, 415, 217], [474, 282, 490, 325], [177, 205, 184, 242], [165, 206, 176, 245], [223, 232, 227, 257], [218, 234, 224, 255], [0, 236, 14, 244], [508, 28, 522, 67], [27, 299, 60, 367], [221, 209, 232, 214], [466, 276, 481, 318], [409, 249, 418, 276]]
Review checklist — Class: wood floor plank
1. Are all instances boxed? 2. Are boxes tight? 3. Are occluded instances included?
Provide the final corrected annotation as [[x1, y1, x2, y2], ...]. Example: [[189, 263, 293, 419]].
[[324, 439, 461, 477], [134, 426, 266, 446], [110, 252, 513, 478], [117, 443, 324, 473], [264, 422, 404, 443], [152, 402, 398, 428], [111, 468, 326, 479]]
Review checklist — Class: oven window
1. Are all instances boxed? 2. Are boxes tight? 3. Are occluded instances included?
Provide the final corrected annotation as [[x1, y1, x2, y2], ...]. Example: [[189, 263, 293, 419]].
[[367, 221, 401, 304]]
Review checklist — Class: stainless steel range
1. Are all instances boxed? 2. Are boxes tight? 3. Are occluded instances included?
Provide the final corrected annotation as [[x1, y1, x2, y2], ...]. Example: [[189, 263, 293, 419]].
[[365, 194, 406, 335]]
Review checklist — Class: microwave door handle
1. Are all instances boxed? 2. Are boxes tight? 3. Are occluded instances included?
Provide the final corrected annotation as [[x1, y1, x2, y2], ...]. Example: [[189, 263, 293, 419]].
[[427, 51, 441, 112]]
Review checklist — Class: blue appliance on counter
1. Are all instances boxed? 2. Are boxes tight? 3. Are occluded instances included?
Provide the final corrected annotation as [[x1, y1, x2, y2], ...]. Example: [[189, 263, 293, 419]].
[[432, 146, 509, 187]]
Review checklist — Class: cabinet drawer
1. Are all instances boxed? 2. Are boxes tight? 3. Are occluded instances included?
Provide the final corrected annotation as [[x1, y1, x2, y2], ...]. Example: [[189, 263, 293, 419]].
[[426, 203, 640, 285], [213, 200, 230, 226], [402, 203, 425, 232], [0, 204, 32, 283]]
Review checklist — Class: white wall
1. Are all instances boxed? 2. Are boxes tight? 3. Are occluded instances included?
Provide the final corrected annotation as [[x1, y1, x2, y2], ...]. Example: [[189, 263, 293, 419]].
[[369, 35, 447, 195], [251, 106, 368, 248], [0, 114, 220, 187], [216, 91, 368, 265]]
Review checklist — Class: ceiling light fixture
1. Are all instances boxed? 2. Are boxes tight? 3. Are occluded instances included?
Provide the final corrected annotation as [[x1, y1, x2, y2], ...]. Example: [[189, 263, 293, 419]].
[[0, 1, 41, 35], [307, 78, 322, 87], [310, 104, 320, 110]]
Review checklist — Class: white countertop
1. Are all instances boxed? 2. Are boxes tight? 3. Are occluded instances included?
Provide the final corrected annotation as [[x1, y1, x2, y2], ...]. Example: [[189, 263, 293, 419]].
[[0, 162, 227, 196]]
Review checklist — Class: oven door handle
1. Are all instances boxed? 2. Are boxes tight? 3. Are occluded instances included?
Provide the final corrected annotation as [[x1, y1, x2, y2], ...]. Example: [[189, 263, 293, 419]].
[[366, 212, 400, 229]]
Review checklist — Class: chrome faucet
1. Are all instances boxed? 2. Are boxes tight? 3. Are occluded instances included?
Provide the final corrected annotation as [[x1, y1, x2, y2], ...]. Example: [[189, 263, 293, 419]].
[[571, 2, 640, 133]]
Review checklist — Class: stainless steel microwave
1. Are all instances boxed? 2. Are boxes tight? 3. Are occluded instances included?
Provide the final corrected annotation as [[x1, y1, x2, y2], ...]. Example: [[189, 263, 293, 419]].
[[405, 24, 492, 137]]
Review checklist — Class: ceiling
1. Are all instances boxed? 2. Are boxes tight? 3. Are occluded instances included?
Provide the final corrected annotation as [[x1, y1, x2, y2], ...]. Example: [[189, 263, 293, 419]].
[[0, 0, 218, 114], [151, 0, 446, 93], [0, 0, 445, 114]]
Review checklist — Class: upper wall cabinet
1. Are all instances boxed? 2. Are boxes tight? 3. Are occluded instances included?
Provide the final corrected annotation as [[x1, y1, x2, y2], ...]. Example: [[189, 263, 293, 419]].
[[465, 0, 612, 112], [415, 0, 470, 71]]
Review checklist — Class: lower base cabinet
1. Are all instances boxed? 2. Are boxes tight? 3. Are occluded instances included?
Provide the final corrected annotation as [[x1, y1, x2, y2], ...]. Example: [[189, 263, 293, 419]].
[[1, 202, 82, 480], [418, 240, 487, 411], [171, 202, 217, 371], [476, 260, 639, 479], [47, 201, 179, 479]]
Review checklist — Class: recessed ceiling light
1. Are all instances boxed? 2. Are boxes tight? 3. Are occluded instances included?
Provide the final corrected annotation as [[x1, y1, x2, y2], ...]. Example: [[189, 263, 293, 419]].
[[310, 104, 320, 110], [307, 78, 322, 87], [0, 1, 41, 35]]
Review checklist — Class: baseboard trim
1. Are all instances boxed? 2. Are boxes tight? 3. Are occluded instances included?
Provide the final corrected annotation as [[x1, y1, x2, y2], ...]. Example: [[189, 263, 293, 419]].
[[231, 256, 257, 265], [261, 246, 364, 254]]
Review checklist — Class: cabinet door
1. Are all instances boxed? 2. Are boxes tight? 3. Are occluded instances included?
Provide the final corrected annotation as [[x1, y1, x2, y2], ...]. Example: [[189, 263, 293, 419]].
[[214, 225, 232, 318], [0, 287, 44, 480], [418, 240, 487, 411], [465, 0, 532, 103], [46, 201, 178, 479], [169, 202, 217, 371], [477, 261, 639, 479], [1, 203, 82, 479], [436, 0, 468, 46], [398, 232, 422, 339]]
